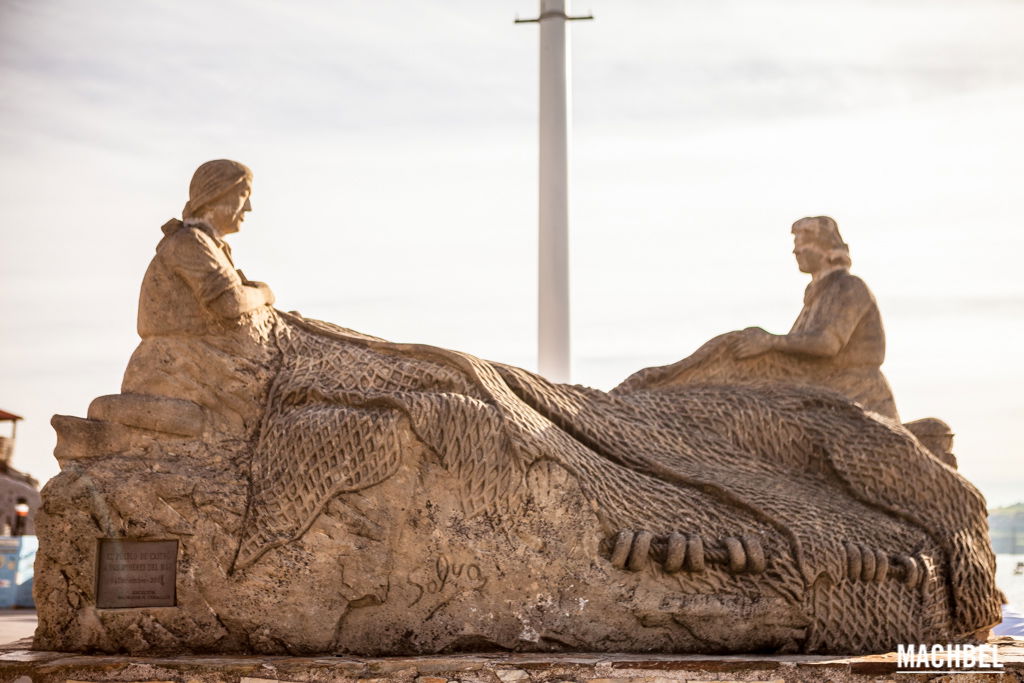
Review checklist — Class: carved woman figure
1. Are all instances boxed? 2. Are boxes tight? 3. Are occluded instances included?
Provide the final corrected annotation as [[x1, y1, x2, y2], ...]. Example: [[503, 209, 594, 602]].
[[615, 216, 899, 420], [729, 216, 898, 419], [120, 160, 278, 437]]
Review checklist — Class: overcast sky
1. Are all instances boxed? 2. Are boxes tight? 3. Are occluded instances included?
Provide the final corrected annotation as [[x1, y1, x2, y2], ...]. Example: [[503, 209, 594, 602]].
[[1, 0, 1022, 506]]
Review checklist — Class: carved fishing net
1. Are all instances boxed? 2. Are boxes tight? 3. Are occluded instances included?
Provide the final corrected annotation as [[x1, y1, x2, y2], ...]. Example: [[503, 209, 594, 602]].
[[235, 313, 1000, 652]]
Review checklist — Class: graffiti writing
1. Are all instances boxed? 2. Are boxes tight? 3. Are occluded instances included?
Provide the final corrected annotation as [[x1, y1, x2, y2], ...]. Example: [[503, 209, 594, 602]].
[[407, 554, 488, 607]]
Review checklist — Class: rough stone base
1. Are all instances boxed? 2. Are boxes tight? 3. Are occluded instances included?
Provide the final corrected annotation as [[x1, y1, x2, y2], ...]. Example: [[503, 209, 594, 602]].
[[2, 637, 1022, 683]]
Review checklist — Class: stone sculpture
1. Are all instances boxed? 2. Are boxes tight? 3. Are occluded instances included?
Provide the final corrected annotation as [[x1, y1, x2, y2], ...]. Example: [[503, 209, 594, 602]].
[[616, 216, 898, 419], [37, 162, 1001, 656], [614, 216, 966, 464], [91, 160, 277, 441]]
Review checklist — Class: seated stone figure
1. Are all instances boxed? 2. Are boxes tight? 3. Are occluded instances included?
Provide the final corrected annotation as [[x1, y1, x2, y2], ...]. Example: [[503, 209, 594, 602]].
[[40, 164, 1000, 658], [89, 160, 278, 439], [616, 216, 899, 420]]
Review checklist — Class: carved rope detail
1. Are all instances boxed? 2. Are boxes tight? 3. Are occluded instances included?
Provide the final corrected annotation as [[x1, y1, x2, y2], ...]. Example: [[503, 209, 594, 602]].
[[843, 542, 926, 588], [608, 530, 767, 575]]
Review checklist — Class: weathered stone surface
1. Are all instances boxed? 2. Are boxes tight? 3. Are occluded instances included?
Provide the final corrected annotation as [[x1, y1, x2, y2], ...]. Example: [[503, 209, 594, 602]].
[[0, 649, 64, 663], [3, 640, 1023, 683], [34, 162, 1002, 657], [495, 669, 531, 683], [50, 415, 182, 466], [88, 394, 206, 438]]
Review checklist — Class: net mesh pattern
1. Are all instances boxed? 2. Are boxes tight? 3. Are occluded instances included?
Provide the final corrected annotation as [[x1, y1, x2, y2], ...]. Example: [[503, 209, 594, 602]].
[[234, 314, 1000, 651]]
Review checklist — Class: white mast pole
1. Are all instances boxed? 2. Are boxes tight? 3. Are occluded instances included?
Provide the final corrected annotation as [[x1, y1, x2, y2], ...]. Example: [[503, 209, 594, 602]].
[[537, 0, 571, 383], [517, 1, 590, 383]]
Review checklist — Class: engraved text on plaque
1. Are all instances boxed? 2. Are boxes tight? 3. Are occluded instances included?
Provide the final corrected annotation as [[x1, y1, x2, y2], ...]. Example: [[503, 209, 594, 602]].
[[96, 539, 177, 608]]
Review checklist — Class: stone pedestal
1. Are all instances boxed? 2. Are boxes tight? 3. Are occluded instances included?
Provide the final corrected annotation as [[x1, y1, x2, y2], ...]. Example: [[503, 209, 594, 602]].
[[2, 638, 1023, 683]]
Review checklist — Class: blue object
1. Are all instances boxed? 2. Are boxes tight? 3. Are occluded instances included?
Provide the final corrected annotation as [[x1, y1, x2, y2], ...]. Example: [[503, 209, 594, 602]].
[[995, 604, 1024, 636], [0, 536, 36, 608]]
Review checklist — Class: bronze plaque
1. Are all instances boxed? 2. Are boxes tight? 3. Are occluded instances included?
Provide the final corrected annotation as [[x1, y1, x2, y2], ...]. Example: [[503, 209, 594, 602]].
[[95, 539, 177, 608]]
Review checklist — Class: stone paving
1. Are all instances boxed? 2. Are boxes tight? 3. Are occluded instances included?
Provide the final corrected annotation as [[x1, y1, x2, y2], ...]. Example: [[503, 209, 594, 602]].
[[0, 638, 1021, 683], [0, 610, 36, 647]]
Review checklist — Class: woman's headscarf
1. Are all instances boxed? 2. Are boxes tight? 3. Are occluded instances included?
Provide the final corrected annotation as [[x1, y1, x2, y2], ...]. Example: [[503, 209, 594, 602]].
[[182, 159, 253, 221]]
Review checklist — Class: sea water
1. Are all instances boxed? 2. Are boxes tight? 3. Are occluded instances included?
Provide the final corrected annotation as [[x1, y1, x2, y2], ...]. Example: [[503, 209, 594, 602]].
[[995, 553, 1024, 636]]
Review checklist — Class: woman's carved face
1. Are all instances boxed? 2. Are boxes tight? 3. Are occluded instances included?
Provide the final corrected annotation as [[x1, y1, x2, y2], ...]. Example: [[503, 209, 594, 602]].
[[792, 232, 826, 274], [207, 180, 253, 237]]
